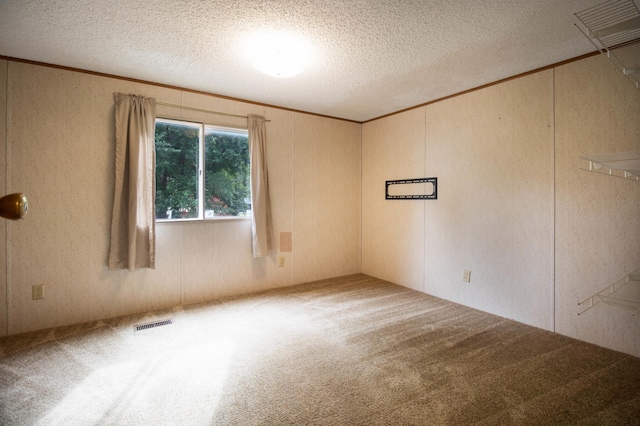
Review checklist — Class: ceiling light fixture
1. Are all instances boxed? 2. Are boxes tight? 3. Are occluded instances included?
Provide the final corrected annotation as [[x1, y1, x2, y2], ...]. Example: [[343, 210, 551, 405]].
[[245, 32, 310, 78]]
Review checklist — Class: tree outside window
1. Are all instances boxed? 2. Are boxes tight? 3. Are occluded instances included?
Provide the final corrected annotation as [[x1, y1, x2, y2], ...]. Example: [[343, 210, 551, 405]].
[[155, 119, 250, 221]]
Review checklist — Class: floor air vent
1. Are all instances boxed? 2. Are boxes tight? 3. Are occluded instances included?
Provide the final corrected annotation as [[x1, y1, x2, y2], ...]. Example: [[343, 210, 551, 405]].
[[134, 319, 173, 332]]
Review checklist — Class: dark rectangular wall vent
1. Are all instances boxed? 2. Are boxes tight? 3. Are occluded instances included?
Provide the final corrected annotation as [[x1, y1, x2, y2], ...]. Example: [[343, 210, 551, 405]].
[[134, 319, 173, 332], [385, 177, 437, 200]]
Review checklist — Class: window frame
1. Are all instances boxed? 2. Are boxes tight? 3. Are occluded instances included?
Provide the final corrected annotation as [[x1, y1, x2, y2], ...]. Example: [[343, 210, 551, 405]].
[[154, 117, 251, 223]]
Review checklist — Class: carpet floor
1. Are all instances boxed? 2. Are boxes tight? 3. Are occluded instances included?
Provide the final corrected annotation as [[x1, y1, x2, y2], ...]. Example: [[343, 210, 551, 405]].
[[1, 274, 639, 425]]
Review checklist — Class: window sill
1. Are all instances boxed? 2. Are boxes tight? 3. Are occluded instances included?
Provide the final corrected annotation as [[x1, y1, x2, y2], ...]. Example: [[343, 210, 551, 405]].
[[156, 216, 252, 224]]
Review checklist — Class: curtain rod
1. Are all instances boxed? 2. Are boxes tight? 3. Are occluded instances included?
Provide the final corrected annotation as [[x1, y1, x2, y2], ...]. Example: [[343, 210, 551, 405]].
[[156, 101, 270, 121]]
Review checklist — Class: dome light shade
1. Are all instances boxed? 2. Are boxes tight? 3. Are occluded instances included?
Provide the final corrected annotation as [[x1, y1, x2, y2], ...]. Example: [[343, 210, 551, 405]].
[[0, 193, 28, 220], [246, 32, 310, 78]]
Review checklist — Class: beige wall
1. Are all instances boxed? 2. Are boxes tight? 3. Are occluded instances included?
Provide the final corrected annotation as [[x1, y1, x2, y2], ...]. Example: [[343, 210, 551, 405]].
[[0, 60, 7, 335], [362, 72, 555, 329], [294, 114, 361, 283], [362, 56, 640, 357], [1, 61, 361, 335], [3, 54, 638, 358], [424, 71, 555, 330], [555, 56, 640, 356], [362, 108, 426, 291]]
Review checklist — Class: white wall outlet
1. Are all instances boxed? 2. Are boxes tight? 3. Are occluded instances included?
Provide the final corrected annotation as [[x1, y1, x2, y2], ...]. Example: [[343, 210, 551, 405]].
[[32, 284, 44, 300], [278, 256, 285, 267], [463, 270, 471, 283]]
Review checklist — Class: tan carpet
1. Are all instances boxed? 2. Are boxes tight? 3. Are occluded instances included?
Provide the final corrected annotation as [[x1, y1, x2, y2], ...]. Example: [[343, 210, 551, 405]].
[[1, 274, 639, 425]]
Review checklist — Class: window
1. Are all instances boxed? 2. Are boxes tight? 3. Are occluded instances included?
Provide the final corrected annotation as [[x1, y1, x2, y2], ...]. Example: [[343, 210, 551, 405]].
[[155, 118, 251, 221]]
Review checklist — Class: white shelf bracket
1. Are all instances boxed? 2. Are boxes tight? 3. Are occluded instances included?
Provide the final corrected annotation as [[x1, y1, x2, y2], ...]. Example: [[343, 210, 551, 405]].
[[579, 151, 640, 182], [578, 267, 640, 315], [575, 0, 640, 91]]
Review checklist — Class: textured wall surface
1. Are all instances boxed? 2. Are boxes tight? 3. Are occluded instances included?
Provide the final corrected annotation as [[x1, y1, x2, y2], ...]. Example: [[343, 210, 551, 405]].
[[361, 108, 426, 291], [423, 71, 555, 330], [2, 61, 361, 335], [3, 55, 639, 358], [362, 72, 554, 329], [555, 55, 640, 356], [362, 57, 639, 357], [0, 60, 7, 335], [293, 114, 361, 284]]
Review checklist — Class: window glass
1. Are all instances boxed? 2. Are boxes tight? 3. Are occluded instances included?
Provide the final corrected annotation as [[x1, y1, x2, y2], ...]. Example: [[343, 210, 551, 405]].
[[204, 127, 251, 218], [154, 119, 250, 221]]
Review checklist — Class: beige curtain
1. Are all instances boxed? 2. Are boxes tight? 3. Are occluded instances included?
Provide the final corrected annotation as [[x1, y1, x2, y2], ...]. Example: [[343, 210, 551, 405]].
[[109, 93, 156, 271], [248, 115, 274, 258]]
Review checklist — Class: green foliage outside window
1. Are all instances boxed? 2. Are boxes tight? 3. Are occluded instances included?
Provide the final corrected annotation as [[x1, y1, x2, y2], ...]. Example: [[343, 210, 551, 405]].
[[155, 119, 250, 220], [155, 121, 200, 219], [204, 129, 250, 217]]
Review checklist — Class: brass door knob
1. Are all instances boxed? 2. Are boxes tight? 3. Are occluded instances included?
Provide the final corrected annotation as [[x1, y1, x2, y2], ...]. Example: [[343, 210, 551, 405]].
[[0, 193, 28, 220]]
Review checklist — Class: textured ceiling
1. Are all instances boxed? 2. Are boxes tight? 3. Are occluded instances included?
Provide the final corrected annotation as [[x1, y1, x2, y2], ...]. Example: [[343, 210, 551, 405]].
[[0, 0, 630, 121]]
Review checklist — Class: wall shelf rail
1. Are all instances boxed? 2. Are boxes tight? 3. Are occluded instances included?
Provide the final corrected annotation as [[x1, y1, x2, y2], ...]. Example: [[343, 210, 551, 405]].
[[578, 266, 640, 315], [575, 0, 640, 90], [580, 151, 640, 182]]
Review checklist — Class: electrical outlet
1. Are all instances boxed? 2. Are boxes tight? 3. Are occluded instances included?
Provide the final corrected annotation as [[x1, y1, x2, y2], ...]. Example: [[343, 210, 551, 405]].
[[463, 270, 471, 283], [32, 284, 44, 300], [278, 256, 285, 267]]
